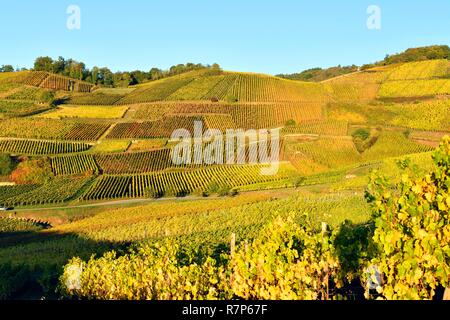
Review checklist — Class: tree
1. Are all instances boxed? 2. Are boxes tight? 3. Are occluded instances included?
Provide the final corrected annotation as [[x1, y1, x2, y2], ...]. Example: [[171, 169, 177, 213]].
[[34, 56, 54, 72], [149, 68, 163, 80], [365, 136, 450, 299], [0, 154, 15, 176], [52, 56, 66, 74], [0, 65, 14, 73]]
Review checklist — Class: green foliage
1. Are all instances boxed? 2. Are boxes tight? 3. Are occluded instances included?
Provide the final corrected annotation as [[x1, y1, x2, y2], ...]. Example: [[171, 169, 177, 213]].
[[0, 65, 14, 73], [0, 218, 43, 233], [60, 215, 344, 300], [365, 136, 450, 299], [277, 65, 359, 82], [60, 242, 228, 300], [10, 157, 53, 185], [0, 154, 15, 176], [39, 90, 55, 104], [285, 119, 296, 126], [352, 128, 370, 141], [229, 215, 341, 300], [384, 45, 450, 64]]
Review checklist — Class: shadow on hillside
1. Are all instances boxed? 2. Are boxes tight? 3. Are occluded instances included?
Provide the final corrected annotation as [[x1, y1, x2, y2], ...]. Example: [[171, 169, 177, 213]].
[[0, 229, 130, 300]]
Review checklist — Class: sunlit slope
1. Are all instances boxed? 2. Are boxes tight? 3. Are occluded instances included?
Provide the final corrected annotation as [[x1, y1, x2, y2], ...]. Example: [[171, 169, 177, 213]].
[[379, 59, 450, 98], [322, 65, 393, 102], [118, 70, 331, 104]]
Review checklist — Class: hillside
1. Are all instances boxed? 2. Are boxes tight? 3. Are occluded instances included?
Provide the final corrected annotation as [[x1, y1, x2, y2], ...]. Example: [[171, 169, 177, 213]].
[[0, 53, 449, 300]]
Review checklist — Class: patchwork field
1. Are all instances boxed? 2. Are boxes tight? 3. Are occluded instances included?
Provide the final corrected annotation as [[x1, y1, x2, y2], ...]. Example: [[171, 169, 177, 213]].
[[0, 57, 449, 300]]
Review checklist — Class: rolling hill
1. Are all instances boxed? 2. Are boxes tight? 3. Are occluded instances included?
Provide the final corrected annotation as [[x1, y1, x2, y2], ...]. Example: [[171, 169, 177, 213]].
[[0, 52, 449, 300]]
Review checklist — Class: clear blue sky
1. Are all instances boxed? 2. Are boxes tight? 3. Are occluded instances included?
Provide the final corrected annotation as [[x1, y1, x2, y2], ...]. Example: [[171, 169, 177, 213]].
[[1, 0, 449, 74]]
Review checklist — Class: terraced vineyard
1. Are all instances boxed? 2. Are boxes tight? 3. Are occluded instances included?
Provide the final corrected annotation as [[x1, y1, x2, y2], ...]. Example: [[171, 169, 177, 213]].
[[0, 218, 44, 233], [66, 92, 125, 105], [0, 118, 110, 141], [0, 118, 72, 139], [286, 136, 361, 170], [118, 70, 331, 104], [385, 59, 448, 81], [118, 74, 198, 104], [386, 100, 450, 131], [282, 120, 348, 136], [226, 73, 330, 102], [95, 149, 173, 174], [13, 71, 94, 93], [13, 71, 49, 87], [4, 86, 51, 102], [81, 164, 296, 200], [106, 122, 156, 139], [0, 139, 92, 155], [362, 131, 434, 160], [0, 176, 94, 207], [0, 184, 39, 205], [40, 105, 128, 119], [51, 154, 99, 175], [132, 102, 325, 130], [0, 100, 50, 118], [323, 67, 391, 102], [379, 79, 450, 98], [64, 123, 111, 141], [1, 51, 450, 301]]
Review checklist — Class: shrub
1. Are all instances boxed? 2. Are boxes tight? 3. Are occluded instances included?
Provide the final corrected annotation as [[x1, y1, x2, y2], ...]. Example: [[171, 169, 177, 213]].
[[229, 215, 341, 300], [0, 154, 15, 176], [352, 128, 370, 141], [60, 242, 229, 300], [10, 157, 53, 184], [365, 136, 450, 299]]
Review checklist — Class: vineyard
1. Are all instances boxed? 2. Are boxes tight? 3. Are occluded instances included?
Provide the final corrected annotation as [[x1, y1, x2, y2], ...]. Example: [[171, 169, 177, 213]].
[[385, 59, 448, 81], [379, 79, 450, 98], [323, 67, 391, 102], [64, 122, 111, 141], [40, 105, 128, 119], [0, 118, 111, 141], [282, 120, 349, 136], [0, 176, 94, 207], [117, 74, 197, 104], [0, 218, 44, 233], [13, 71, 94, 93], [4, 86, 51, 102], [386, 99, 450, 131], [81, 164, 296, 200], [51, 154, 99, 175], [128, 139, 167, 152], [132, 102, 325, 130], [0, 51, 450, 301], [54, 192, 368, 244], [66, 92, 125, 105], [0, 139, 92, 155], [361, 131, 435, 161], [117, 71, 331, 104], [285, 136, 361, 170], [0, 184, 39, 205], [226, 73, 331, 102], [95, 149, 173, 174], [90, 140, 131, 153], [105, 122, 156, 139], [0, 100, 50, 118], [13, 71, 49, 87]]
